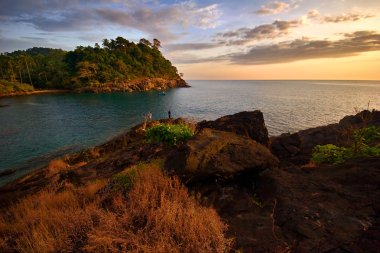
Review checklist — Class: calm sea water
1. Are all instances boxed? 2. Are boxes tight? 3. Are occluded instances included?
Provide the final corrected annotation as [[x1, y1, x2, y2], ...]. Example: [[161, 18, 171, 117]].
[[1, 80, 379, 185]]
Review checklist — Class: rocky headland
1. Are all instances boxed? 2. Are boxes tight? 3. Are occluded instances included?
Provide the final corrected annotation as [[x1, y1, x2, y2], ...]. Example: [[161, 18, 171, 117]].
[[1, 110, 379, 252], [0, 77, 189, 98], [75, 77, 189, 93]]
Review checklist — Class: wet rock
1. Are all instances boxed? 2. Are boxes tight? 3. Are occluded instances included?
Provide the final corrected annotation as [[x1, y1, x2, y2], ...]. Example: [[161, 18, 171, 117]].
[[165, 128, 278, 182], [197, 111, 269, 146]]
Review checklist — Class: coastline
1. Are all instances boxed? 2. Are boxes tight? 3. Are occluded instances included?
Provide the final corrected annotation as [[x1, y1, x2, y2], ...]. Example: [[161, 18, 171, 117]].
[[0, 110, 379, 252], [0, 77, 189, 98], [1, 109, 379, 196], [0, 89, 70, 98]]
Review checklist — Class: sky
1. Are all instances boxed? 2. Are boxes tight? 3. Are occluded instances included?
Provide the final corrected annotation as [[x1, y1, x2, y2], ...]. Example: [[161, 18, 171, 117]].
[[1, 0, 380, 80]]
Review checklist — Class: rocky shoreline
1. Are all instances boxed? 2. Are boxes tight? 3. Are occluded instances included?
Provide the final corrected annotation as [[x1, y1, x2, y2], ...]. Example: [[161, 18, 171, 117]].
[[0, 89, 70, 98], [0, 78, 189, 98], [1, 110, 379, 252], [75, 77, 189, 93]]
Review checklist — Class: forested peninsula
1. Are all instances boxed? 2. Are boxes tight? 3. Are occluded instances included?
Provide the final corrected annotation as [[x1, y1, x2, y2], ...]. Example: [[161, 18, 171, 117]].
[[0, 37, 188, 97]]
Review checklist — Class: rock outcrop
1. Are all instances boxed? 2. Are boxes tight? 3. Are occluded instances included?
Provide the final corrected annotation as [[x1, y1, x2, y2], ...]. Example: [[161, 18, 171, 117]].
[[1, 110, 380, 253], [197, 111, 269, 146], [270, 110, 380, 164], [76, 77, 189, 93], [165, 128, 278, 182]]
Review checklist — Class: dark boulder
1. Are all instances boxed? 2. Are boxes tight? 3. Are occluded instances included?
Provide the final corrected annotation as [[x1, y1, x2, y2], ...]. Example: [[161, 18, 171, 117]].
[[270, 110, 380, 164], [197, 111, 269, 146], [165, 128, 278, 182], [270, 132, 301, 160]]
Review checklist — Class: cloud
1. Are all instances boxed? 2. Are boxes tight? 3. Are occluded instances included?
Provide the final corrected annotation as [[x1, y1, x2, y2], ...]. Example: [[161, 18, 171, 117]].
[[255, 1, 290, 15], [167, 51, 226, 64], [164, 43, 221, 52], [95, 3, 221, 40], [323, 13, 375, 23], [228, 31, 380, 65], [306, 10, 375, 23], [18, 10, 98, 32], [2, 0, 221, 42], [217, 19, 301, 45], [0, 36, 63, 53]]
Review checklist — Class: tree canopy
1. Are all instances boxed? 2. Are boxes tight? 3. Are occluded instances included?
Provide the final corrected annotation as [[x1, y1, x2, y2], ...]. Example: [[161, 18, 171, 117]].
[[0, 37, 180, 90]]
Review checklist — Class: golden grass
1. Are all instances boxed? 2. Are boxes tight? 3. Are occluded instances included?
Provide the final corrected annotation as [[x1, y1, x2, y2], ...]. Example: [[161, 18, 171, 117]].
[[0, 180, 106, 253], [47, 159, 68, 176], [86, 165, 232, 253], [0, 164, 232, 253]]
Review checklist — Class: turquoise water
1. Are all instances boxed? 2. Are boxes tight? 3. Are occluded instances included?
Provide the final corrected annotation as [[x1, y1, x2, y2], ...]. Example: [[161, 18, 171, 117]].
[[1, 80, 380, 185]]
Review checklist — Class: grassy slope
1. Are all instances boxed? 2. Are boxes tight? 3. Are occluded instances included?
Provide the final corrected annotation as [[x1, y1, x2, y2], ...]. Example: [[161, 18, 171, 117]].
[[0, 161, 232, 252]]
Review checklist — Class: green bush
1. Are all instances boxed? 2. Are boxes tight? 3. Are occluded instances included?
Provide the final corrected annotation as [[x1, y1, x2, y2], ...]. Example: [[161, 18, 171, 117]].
[[312, 126, 380, 165], [353, 126, 380, 145], [0, 80, 34, 95], [112, 168, 138, 193], [312, 144, 352, 164], [146, 123, 194, 146]]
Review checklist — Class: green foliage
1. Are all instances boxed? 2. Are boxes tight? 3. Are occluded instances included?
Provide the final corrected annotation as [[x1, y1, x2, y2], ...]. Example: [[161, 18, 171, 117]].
[[312, 144, 352, 165], [312, 126, 380, 165], [0, 79, 34, 95], [359, 145, 380, 157], [146, 123, 194, 146], [353, 126, 380, 145], [111, 159, 164, 193], [0, 37, 180, 91], [112, 167, 138, 193]]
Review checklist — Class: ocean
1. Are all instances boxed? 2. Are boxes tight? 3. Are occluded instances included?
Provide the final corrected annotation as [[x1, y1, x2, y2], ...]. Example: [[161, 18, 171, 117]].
[[0, 80, 379, 185]]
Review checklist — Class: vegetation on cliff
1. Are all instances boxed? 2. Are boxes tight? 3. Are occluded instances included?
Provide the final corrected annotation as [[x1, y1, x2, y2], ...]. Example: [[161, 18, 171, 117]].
[[0, 37, 182, 93], [0, 80, 34, 95], [147, 123, 194, 146], [312, 126, 380, 164], [1, 111, 379, 252], [0, 161, 232, 252]]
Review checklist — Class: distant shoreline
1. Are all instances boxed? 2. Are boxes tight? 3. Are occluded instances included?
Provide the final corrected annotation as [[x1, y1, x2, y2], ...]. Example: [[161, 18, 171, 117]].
[[0, 77, 189, 99], [0, 89, 70, 98]]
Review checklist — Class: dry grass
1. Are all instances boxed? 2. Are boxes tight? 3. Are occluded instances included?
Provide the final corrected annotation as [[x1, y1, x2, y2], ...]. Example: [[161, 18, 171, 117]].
[[0, 180, 106, 253], [47, 159, 68, 176], [86, 165, 232, 253], [0, 164, 232, 253]]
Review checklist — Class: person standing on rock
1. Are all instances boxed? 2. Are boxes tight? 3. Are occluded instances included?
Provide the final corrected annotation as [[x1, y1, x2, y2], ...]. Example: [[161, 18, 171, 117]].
[[168, 110, 171, 119]]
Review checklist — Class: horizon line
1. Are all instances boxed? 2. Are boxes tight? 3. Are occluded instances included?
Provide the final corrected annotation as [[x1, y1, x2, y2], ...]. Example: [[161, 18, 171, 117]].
[[185, 79, 380, 81]]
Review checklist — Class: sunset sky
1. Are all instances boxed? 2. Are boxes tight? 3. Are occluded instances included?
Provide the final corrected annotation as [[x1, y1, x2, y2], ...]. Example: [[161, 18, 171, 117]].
[[1, 0, 380, 80]]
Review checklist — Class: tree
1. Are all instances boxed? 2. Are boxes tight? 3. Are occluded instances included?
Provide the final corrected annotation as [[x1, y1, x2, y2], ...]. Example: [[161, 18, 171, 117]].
[[139, 38, 152, 47], [153, 38, 161, 49]]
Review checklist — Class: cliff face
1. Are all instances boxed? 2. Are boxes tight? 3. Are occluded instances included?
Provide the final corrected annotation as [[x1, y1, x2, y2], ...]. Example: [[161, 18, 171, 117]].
[[76, 77, 190, 93]]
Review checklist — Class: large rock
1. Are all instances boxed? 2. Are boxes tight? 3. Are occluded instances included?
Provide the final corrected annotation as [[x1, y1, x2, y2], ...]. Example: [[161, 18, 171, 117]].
[[197, 111, 269, 146], [270, 110, 380, 164], [165, 128, 278, 182], [269, 132, 301, 160]]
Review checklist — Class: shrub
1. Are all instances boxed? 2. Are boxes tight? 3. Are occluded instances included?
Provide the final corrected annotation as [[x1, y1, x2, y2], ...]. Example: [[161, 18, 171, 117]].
[[47, 159, 68, 175], [146, 123, 194, 146], [312, 144, 352, 165], [312, 126, 380, 165], [0, 80, 34, 95], [112, 166, 138, 193]]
